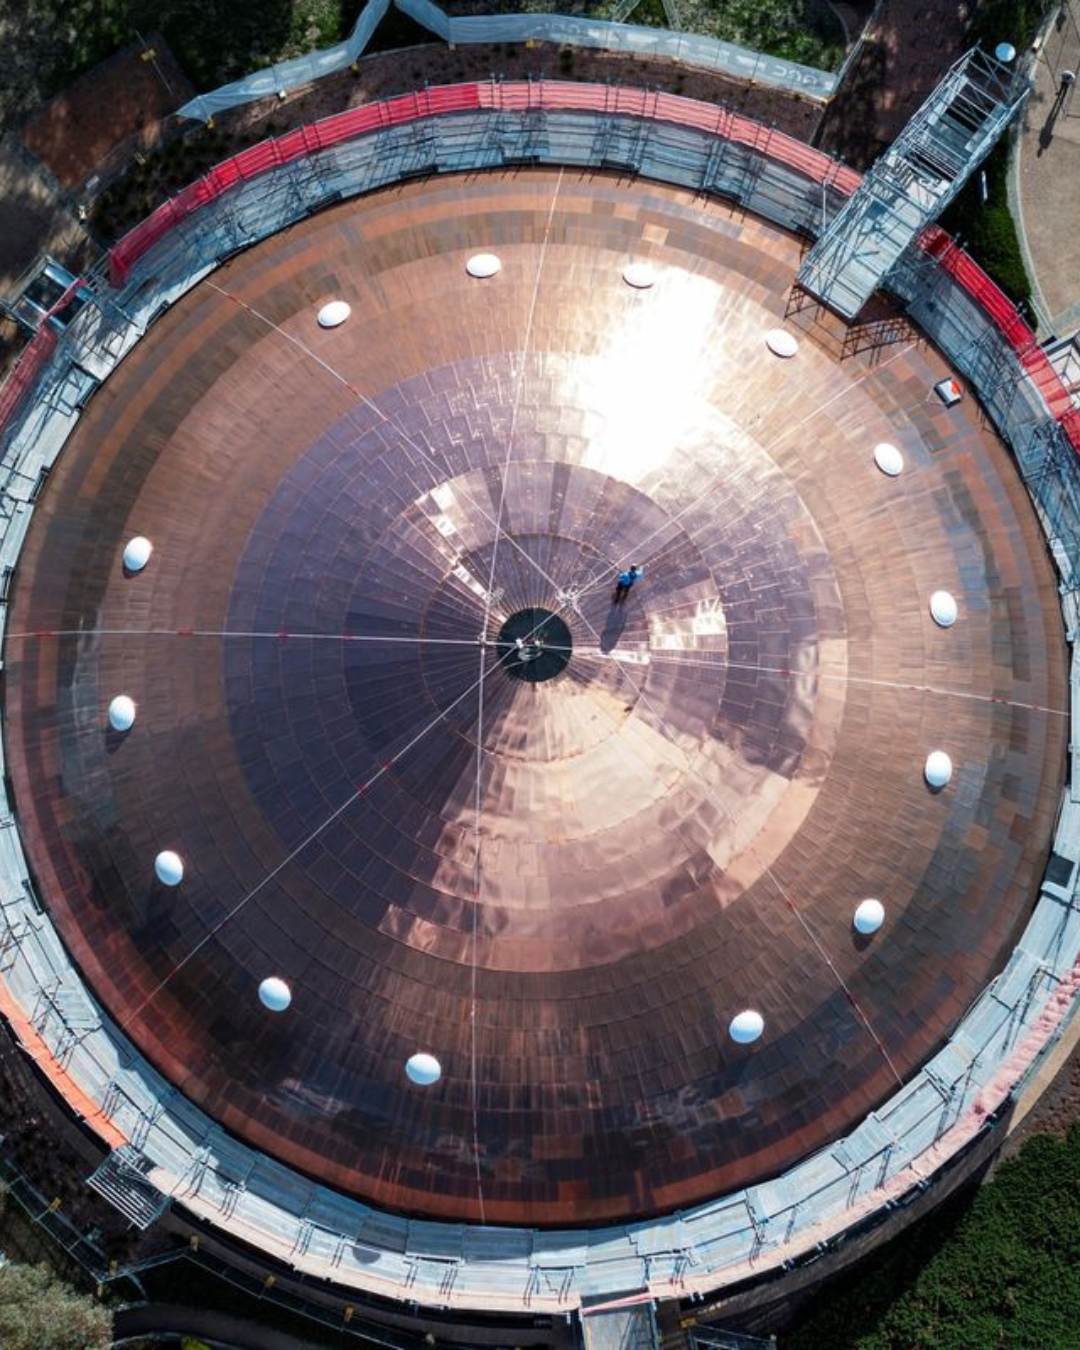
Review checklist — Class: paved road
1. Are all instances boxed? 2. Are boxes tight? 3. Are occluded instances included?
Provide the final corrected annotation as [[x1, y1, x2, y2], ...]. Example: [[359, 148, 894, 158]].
[[1012, 1, 1080, 337], [114, 1300, 355, 1349]]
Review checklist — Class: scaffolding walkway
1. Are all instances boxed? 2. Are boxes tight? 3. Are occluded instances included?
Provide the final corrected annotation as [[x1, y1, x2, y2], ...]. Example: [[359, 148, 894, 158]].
[[582, 1296, 660, 1350], [0, 80, 1078, 1318], [798, 47, 1026, 318]]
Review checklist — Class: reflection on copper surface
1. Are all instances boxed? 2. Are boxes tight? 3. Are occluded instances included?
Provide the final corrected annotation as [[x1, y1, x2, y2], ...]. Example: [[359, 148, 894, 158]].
[[3, 170, 1066, 1226]]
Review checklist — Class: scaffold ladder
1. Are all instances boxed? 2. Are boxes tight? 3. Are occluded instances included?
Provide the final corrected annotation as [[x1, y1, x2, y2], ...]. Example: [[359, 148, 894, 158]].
[[797, 48, 1026, 319]]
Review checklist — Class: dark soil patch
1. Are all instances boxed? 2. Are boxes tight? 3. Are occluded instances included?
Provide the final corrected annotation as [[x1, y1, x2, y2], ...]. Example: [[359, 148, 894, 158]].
[[1002, 1039, 1080, 1162]]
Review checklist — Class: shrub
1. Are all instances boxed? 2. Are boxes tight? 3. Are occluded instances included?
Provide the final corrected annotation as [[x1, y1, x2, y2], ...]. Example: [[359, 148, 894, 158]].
[[941, 138, 1032, 308], [783, 1124, 1080, 1349], [0, 1261, 112, 1350]]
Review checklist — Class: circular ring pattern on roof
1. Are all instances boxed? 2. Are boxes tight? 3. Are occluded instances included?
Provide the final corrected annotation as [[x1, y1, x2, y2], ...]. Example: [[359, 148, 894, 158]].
[[5, 171, 1066, 1231], [317, 301, 351, 328], [622, 261, 656, 289], [873, 442, 904, 477], [258, 977, 293, 1012], [154, 850, 184, 886], [765, 329, 798, 358], [466, 252, 501, 278], [930, 590, 959, 627], [406, 1053, 442, 1085], [853, 898, 885, 934], [122, 536, 152, 572], [728, 1010, 765, 1044], [107, 695, 136, 731], [924, 751, 954, 789]]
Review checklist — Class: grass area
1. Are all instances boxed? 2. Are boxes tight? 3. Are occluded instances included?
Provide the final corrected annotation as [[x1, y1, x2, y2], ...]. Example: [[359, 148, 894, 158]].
[[152, 0, 351, 90], [685, 0, 846, 69], [783, 1125, 1080, 1349], [965, 0, 1051, 53], [624, 0, 669, 32], [360, 4, 435, 56], [12, 0, 358, 102], [940, 137, 1032, 311]]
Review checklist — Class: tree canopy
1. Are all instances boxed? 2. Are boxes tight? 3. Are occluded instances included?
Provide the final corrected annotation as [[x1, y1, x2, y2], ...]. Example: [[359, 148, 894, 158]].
[[0, 1260, 112, 1350], [785, 1123, 1080, 1349]]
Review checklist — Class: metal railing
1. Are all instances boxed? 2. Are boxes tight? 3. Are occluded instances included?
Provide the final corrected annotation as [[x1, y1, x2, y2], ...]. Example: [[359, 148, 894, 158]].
[[0, 82, 1078, 1316]]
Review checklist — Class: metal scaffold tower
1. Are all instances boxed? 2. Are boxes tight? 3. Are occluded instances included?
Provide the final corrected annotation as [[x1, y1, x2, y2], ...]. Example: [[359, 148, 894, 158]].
[[797, 47, 1026, 319]]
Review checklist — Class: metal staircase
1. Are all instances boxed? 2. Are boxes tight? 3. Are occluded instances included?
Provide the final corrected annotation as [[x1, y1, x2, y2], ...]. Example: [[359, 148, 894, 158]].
[[87, 1144, 170, 1230], [582, 1296, 661, 1350], [797, 47, 1026, 319], [689, 1326, 776, 1350]]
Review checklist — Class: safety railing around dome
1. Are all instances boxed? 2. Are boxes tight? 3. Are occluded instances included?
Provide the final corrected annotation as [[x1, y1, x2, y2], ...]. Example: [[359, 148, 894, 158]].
[[0, 275, 83, 456], [108, 81, 860, 288], [893, 227, 1080, 600], [916, 225, 1080, 448], [0, 83, 1079, 1314], [0, 328, 59, 436]]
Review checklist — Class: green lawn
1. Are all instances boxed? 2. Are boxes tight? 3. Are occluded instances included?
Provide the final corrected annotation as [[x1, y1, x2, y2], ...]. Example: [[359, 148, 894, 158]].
[[674, 0, 845, 69], [783, 1125, 1080, 1350]]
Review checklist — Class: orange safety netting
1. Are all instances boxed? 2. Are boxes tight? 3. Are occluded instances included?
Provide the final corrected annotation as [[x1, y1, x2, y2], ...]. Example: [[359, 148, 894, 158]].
[[0, 974, 127, 1149]]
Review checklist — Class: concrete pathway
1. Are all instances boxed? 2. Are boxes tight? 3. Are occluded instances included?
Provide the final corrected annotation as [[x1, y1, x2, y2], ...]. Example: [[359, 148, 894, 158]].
[[1012, 2, 1080, 337]]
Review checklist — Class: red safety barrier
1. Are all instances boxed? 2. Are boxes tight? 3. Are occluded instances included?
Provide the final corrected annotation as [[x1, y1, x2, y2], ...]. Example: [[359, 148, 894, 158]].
[[0, 326, 59, 439], [0, 280, 86, 445], [108, 84, 485, 286], [108, 81, 855, 286], [473, 81, 863, 192], [102, 83, 1080, 455], [921, 225, 1080, 453]]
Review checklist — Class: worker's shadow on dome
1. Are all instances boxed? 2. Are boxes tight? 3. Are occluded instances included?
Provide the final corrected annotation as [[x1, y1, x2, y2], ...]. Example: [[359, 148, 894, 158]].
[[599, 603, 630, 654]]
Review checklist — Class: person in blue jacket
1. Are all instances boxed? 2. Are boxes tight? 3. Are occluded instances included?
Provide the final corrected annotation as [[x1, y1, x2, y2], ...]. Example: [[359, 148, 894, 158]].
[[613, 564, 643, 604]]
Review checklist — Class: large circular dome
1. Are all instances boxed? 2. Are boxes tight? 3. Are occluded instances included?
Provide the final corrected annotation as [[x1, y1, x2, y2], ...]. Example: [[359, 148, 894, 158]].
[[4, 170, 1065, 1226]]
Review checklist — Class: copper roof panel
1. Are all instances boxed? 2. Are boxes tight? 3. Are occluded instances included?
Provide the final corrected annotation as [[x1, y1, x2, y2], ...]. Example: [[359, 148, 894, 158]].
[[4, 170, 1067, 1226]]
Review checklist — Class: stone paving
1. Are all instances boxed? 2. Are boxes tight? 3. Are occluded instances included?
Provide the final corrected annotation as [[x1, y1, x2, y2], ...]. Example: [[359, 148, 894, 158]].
[[1012, 1, 1080, 337]]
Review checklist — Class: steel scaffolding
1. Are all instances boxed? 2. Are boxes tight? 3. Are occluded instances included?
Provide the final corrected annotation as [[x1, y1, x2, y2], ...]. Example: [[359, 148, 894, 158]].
[[0, 82, 1079, 1317], [797, 48, 1026, 319]]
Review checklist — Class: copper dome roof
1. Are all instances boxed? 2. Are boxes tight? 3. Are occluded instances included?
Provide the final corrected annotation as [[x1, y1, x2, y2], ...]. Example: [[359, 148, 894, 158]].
[[5, 170, 1066, 1225]]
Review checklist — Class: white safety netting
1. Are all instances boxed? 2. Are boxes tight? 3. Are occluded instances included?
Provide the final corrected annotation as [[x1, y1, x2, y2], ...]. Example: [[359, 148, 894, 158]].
[[178, 0, 391, 120], [177, 0, 836, 120]]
